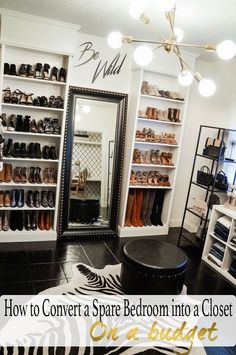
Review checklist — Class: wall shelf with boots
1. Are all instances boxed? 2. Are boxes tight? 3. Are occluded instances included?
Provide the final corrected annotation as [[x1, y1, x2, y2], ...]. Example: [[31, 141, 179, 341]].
[[0, 43, 71, 242], [118, 68, 189, 237]]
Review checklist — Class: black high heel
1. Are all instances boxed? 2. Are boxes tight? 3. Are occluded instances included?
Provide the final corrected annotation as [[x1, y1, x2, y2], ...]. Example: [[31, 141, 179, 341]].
[[43, 64, 50, 80], [50, 66, 58, 81], [2, 88, 11, 103], [58, 68, 66, 82], [26, 64, 34, 78], [9, 64, 17, 76], [35, 63, 42, 79], [18, 64, 27, 77], [4, 63, 10, 75]]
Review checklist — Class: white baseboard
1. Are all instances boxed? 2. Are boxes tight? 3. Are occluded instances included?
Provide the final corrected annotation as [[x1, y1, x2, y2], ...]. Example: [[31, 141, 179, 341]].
[[169, 218, 198, 233]]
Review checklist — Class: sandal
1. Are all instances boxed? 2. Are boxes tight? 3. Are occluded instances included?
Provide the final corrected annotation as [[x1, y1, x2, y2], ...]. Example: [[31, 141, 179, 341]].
[[174, 108, 181, 122], [141, 81, 149, 95], [166, 152, 174, 165], [148, 171, 155, 185], [26, 93, 34, 105], [140, 150, 146, 164], [136, 171, 143, 185], [150, 149, 157, 164], [133, 149, 141, 164], [142, 172, 148, 185], [162, 174, 171, 186], [154, 171, 161, 185], [130, 170, 137, 185], [11, 90, 21, 104], [160, 152, 168, 165], [156, 150, 161, 164], [2, 87, 11, 103]]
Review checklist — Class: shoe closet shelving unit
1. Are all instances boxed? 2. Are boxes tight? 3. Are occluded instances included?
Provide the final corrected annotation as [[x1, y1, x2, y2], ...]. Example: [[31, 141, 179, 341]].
[[118, 68, 189, 237], [0, 43, 71, 242], [202, 205, 236, 286]]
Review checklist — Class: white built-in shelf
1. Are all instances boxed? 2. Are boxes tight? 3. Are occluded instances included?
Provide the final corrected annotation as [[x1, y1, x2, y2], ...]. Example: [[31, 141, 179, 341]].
[[202, 205, 236, 286], [3, 157, 59, 163], [0, 229, 57, 242], [209, 232, 227, 245], [2, 103, 64, 112], [74, 139, 102, 146], [129, 185, 172, 189], [132, 163, 175, 169], [0, 205, 55, 210], [228, 243, 236, 252], [138, 117, 182, 125], [134, 141, 179, 148], [3, 74, 67, 86], [0, 182, 57, 187], [4, 131, 61, 138], [140, 94, 185, 104]]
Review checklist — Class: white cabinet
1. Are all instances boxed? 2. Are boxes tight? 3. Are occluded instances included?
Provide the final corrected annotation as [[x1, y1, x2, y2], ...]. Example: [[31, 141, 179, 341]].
[[0, 43, 71, 242], [118, 68, 189, 237], [202, 205, 236, 286]]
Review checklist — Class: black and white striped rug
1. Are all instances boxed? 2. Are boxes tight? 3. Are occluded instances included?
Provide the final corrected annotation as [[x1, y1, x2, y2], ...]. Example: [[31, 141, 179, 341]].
[[0, 264, 206, 355]]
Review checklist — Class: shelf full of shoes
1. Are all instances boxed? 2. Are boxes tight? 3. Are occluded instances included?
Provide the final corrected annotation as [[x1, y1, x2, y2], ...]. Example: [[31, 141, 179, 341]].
[[0, 44, 70, 241], [119, 69, 188, 237], [202, 205, 236, 286]]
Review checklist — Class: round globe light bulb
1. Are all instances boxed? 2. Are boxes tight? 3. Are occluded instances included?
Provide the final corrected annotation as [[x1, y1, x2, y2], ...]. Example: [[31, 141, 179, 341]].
[[157, 0, 177, 12], [82, 105, 90, 113], [174, 27, 184, 43], [216, 40, 236, 60], [178, 70, 193, 86], [107, 32, 123, 49], [133, 46, 153, 66], [198, 79, 216, 97], [129, 0, 145, 19]]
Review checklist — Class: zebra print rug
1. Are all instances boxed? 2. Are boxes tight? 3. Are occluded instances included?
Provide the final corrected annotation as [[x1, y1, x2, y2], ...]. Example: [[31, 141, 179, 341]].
[[39, 263, 206, 355], [0, 264, 207, 355]]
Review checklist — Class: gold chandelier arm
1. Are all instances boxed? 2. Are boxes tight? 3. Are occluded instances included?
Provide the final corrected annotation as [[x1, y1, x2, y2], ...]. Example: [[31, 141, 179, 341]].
[[153, 44, 165, 51], [147, 22, 167, 42], [173, 47, 193, 73]]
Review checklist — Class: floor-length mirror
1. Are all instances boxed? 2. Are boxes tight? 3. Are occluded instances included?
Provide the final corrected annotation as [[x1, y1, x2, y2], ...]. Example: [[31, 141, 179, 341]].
[[59, 87, 127, 238]]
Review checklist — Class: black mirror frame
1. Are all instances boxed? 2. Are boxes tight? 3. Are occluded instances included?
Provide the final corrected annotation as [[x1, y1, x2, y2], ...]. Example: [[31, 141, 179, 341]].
[[58, 86, 128, 238]]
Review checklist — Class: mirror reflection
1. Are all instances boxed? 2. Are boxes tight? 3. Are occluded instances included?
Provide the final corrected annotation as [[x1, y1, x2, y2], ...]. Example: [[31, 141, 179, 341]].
[[68, 97, 117, 229]]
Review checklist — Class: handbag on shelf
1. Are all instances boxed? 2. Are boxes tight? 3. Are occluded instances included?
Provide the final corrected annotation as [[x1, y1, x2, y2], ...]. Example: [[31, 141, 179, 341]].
[[203, 137, 226, 159], [208, 193, 220, 209], [192, 197, 207, 215], [215, 170, 229, 191], [197, 165, 213, 186]]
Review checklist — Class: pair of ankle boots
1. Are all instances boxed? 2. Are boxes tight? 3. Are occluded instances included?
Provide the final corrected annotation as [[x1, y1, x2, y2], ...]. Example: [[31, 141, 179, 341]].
[[125, 189, 166, 227]]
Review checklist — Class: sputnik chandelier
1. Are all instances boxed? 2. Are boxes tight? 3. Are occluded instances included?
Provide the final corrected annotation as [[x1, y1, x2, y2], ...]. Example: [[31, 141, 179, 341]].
[[107, 0, 236, 97]]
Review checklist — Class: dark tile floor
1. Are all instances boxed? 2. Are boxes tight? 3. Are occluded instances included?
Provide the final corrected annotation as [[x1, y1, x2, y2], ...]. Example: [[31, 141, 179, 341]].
[[0, 228, 235, 295]]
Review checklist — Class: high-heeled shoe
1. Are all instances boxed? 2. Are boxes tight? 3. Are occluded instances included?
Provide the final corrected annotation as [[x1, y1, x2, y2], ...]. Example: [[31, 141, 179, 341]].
[[150, 149, 157, 164], [51, 67, 58, 81], [4, 63, 10, 75], [35, 63, 42, 79], [26, 64, 34, 78], [30, 119, 38, 133], [43, 64, 50, 80], [18, 64, 27, 77], [2, 88, 11, 103], [9, 64, 17, 76], [130, 170, 137, 185], [58, 68, 66, 82]]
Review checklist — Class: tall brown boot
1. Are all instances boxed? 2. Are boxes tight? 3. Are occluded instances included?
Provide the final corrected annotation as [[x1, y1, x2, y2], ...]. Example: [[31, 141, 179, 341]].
[[4, 164, 12, 183], [145, 191, 156, 226], [0, 164, 5, 182], [141, 189, 150, 226], [125, 191, 135, 227], [136, 189, 144, 227], [130, 190, 138, 227]]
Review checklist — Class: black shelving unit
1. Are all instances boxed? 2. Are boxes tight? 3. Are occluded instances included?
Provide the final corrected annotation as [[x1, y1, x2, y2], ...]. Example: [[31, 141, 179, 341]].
[[178, 125, 236, 248]]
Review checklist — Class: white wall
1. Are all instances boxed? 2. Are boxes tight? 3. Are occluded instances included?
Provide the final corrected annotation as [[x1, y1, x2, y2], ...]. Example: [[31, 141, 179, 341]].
[[170, 57, 236, 231], [68, 32, 133, 92]]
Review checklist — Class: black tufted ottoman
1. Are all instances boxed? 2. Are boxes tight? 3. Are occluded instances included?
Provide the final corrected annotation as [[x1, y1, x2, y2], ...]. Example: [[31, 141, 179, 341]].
[[120, 239, 188, 295]]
